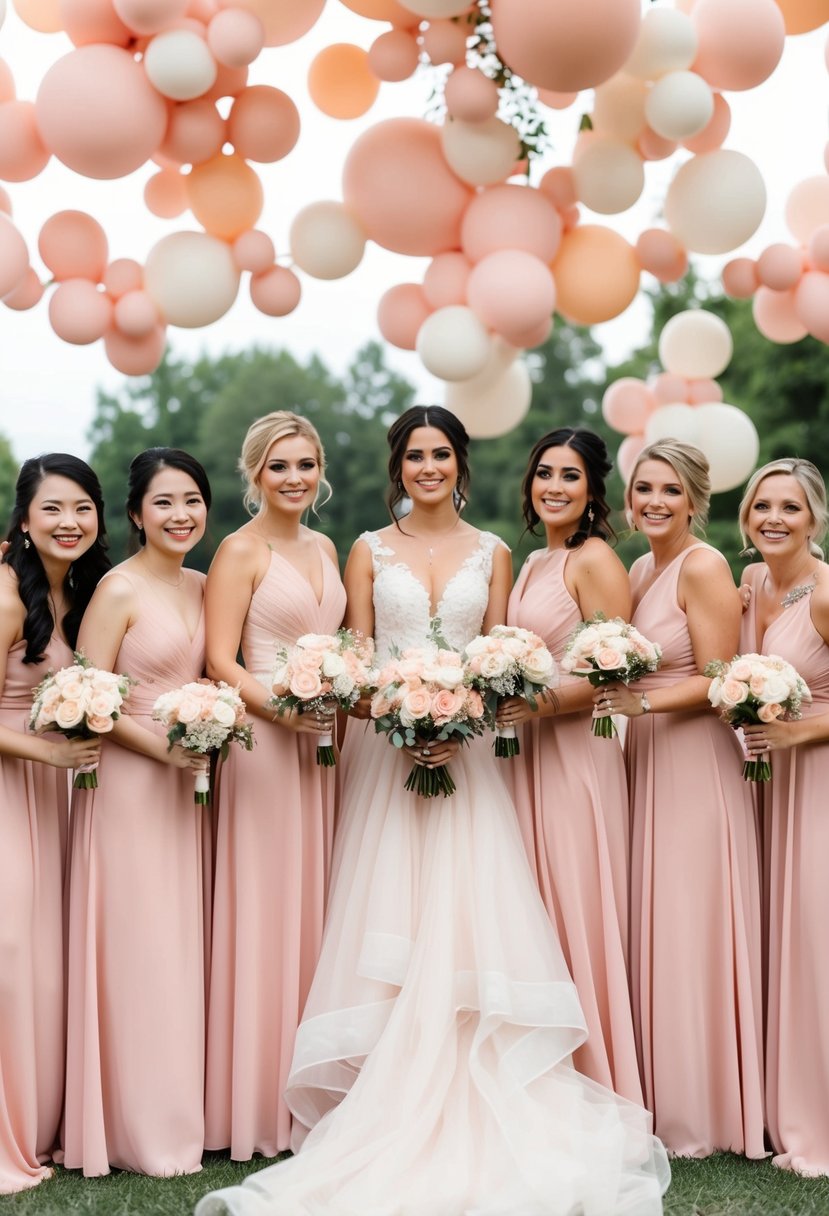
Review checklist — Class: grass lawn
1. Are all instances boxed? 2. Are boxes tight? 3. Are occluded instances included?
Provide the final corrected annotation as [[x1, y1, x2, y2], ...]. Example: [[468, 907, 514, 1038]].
[[2, 1152, 829, 1215]]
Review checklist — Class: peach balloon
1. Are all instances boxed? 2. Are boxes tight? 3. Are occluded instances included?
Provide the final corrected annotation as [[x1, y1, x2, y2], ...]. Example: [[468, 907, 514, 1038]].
[[682, 91, 730, 154], [636, 228, 688, 283], [114, 289, 158, 337], [0, 59, 14, 102], [786, 176, 829, 244], [591, 75, 647, 144], [145, 168, 189, 218], [421, 17, 467, 64], [445, 67, 499, 123], [692, 0, 784, 91], [218, 0, 324, 47], [104, 257, 143, 298], [553, 225, 640, 325], [367, 29, 420, 81], [104, 323, 166, 375], [467, 249, 555, 343], [3, 267, 44, 311], [775, 0, 829, 34], [339, 0, 414, 20], [794, 271, 829, 343], [573, 136, 644, 214], [537, 88, 578, 110], [722, 257, 758, 298], [159, 98, 225, 166], [144, 29, 218, 101], [808, 225, 829, 272], [207, 7, 264, 66], [561, 205, 580, 233], [0, 214, 28, 299], [39, 210, 108, 281], [441, 115, 521, 187], [12, 0, 62, 33], [308, 44, 380, 120], [250, 265, 301, 316], [637, 126, 678, 162], [203, 61, 248, 100], [186, 152, 263, 240], [60, 0, 132, 45], [0, 101, 50, 182], [460, 183, 562, 264], [510, 315, 553, 349], [377, 282, 432, 349], [665, 149, 766, 254], [757, 243, 804, 292], [422, 252, 470, 309], [602, 378, 657, 436], [289, 200, 367, 280], [113, 0, 185, 33], [227, 85, 300, 161], [617, 434, 646, 482], [232, 228, 274, 273], [491, 0, 641, 93], [36, 45, 168, 179], [49, 279, 113, 344], [343, 118, 473, 256], [686, 377, 723, 404], [144, 230, 239, 327], [538, 165, 576, 210], [650, 371, 688, 406], [0, 185, 10, 214]]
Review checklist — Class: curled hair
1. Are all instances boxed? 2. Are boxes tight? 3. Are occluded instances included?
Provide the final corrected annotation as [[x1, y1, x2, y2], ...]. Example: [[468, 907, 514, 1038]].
[[386, 406, 470, 522], [738, 458, 827, 558], [3, 453, 110, 664], [626, 439, 711, 534], [521, 427, 616, 547], [126, 448, 212, 549], [238, 411, 331, 516]]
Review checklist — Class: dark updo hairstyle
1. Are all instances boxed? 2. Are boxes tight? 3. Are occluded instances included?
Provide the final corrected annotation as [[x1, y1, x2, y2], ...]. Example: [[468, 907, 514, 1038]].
[[521, 427, 616, 548], [3, 453, 110, 664], [386, 406, 471, 523], [126, 447, 212, 549]]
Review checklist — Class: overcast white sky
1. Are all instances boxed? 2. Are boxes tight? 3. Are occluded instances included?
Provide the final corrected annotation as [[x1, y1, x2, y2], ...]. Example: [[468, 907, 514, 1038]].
[[0, 2, 826, 461]]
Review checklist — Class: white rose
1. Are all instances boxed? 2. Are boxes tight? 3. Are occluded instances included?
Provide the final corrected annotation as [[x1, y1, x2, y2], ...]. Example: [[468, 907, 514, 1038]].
[[480, 652, 511, 679], [212, 700, 236, 728], [297, 633, 337, 651], [321, 652, 346, 678], [271, 661, 290, 694], [576, 627, 600, 650], [434, 667, 465, 690], [523, 648, 556, 685], [464, 637, 487, 658], [759, 674, 790, 704]]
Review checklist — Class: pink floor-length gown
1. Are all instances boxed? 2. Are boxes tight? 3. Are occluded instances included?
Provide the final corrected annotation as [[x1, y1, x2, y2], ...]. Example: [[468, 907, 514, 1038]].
[[626, 544, 765, 1157], [507, 547, 642, 1105], [62, 569, 209, 1177], [0, 635, 71, 1194], [204, 547, 345, 1159], [743, 564, 829, 1175]]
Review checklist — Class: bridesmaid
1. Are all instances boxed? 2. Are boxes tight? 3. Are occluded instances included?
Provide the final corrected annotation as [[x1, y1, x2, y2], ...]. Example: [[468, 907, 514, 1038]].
[[740, 458, 829, 1176], [496, 427, 641, 1104], [595, 439, 765, 1158], [62, 448, 212, 1177], [204, 411, 345, 1159], [0, 455, 107, 1193]]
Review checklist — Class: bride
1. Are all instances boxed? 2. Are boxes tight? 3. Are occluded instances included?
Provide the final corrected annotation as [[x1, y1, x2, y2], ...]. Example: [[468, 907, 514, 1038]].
[[196, 407, 669, 1215]]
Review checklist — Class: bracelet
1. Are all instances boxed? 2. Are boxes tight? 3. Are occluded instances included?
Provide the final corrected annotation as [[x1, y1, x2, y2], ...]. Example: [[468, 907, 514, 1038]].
[[640, 692, 652, 714]]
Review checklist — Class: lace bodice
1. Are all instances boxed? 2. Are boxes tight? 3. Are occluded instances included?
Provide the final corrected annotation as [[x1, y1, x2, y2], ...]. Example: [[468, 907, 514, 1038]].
[[361, 530, 502, 659]]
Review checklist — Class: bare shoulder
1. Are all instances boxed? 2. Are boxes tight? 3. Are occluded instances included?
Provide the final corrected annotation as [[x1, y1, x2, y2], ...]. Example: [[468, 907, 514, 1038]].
[[93, 567, 140, 607], [0, 564, 24, 632], [740, 560, 765, 585], [570, 536, 623, 572], [682, 545, 734, 586]]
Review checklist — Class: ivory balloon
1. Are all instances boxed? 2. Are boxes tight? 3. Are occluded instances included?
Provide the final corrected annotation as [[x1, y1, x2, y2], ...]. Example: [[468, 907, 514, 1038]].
[[693, 403, 759, 493], [144, 30, 218, 101], [441, 115, 521, 187], [644, 402, 701, 445], [289, 201, 367, 280], [785, 176, 829, 244], [445, 356, 532, 439], [398, 0, 470, 16], [112, 0, 184, 32], [658, 309, 733, 379], [49, 279, 113, 344], [0, 213, 28, 299], [644, 70, 713, 141], [573, 137, 644, 213], [0, 0, 5, 28], [665, 149, 766, 254], [624, 7, 697, 79], [377, 282, 432, 349], [416, 305, 492, 381], [752, 287, 808, 344], [144, 231, 240, 327]]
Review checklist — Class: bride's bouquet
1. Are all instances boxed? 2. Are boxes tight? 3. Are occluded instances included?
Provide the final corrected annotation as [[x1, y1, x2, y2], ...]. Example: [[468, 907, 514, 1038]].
[[561, 614, 662, 738], [152, 679, 254, 803], [30, 652, 132, 788], [464, 625, 557, 757], [268, 629, 375, 766], [370, 643, 486, 797], [706, 652, 811, 782]]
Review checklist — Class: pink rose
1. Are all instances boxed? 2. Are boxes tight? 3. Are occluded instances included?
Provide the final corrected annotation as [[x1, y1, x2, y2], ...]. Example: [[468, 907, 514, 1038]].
[[371, 691, 395, 718], [177, 695, 202, 724], [757, 702, 783, 722], [596, 647, 624, 672], [720, 678, 749, 708], [400, 687, 432, 723], [87, 714, 114, 733], [466, 689, 485, 719], [295, 650, 324, 675], [431, 688, 465, 724], [289, 670, 323, 700], [55, 699, 85, 729]]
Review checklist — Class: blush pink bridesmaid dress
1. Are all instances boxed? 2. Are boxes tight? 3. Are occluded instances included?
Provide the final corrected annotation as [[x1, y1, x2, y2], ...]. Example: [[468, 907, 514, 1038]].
[[203, 546, 345, 1159], [507, 547, 642, 1106], [743, 564, 829, 1175], [0, 635, 71, 1194], [62, 569, 209, 1177], [626, 545, 765, 1157]]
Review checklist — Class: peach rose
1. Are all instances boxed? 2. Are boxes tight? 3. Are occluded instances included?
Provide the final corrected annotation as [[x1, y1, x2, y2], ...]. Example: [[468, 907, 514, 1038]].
[[289, 670, 323, 699], [596, 647, 623, 671], [89, 692, 117, 719], [431, 688, 465, 724], [730, 659, 753, 682], [177, 695, 202, 724], [87, 714, 114, 733], [465, 689, 485, 719], [56, 677, 85, 701], [757, 702, 783, 723], [719, 678, 749, 708], [371, 691, 395, 718], [55, 699, 85, 729], [400, 687, 432, 725]]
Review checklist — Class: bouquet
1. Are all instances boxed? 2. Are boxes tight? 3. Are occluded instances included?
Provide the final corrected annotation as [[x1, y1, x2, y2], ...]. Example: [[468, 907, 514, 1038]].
[[464, 625, 557, 757], [370, 642, 486, 798], [561, 614, 662, 738], [152, 679, 254, 803], [30, 651, 132, 788], [706, 652, 811, 782], [268, 629, 375, 766]]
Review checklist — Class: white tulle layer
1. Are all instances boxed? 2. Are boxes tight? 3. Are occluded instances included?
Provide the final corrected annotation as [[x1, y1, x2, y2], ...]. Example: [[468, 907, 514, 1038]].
[[196, 725, 669, 1216]]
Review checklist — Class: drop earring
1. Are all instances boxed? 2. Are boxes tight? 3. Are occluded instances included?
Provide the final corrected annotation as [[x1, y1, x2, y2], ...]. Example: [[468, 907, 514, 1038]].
[[587, 503, 595, 526], [23, 534, 30, 550]]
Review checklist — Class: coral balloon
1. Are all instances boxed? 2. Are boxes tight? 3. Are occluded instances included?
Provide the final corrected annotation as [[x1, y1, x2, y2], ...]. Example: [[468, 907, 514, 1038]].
[[49, 279, 113, 344], [650, 372, 688, 406], [343, 118, 473, 256], [757, 244, 804, 292], [3, 267, 44, 311], [39, 210, 108, 281], [445, 353, 532, 439], [159, 99, 225, 166], [377, 282, 432, 349], [441, 115, 521, 187], [204, 61, 248, 101], [144, 230, 240, 327], [552, 225, 640, 325], [0, 213, 28, 299], [786, 176, 829, 244], [308, 44, 379, 120], [186, 153, 263, 240], [467, 250, 555, 344], [145, 168, 188, 218], [0, 101, 50, 181], [144, 29, 218, 101], [491, 0, 641, 93], [573, 137, 644, 214], [289, 200, 366, 280], [692, 0, 784, 91], [104, 323, 166, 375], [114, 289, 158, 337], [367, 29, 419, 82], [644, 402, 701, 445], [460, 184, 562, 264], [207, 7, 264, 66], [658, 309, 732, 379], [752, 286, 808, 343], [694, 402, 759, 492], [592, 75, 647, 144], [682, 92, 730, 154], [231, 228, 274, 273], [665, 149, 766, 254], [421, 17, 467, 65], [112, 0, 185, 33], [617, 434, 646, 482], [36, 45, 168, 178], [416, 305, 492, 381], [249, 265, 301, 316], [722, 257, 758, 299], [625, 7, 697, 79], [339, 0, 414, 20], [422, 252, 471, 309], [808, 225, 829, 272], [645, 70, 713, 141], [227, 85, 300, 162], [104, 258, 143, 298], [60, 0, 132, 45], [794, 271, 829, 343], [222, 0, 324, 47], [445, 67, 499, 123], [538, 166, 576, 211], [602, 378, 657, 435], [13, 0, 62, 32], [636, 228, 688, 283], [775, 0, 828, 34]]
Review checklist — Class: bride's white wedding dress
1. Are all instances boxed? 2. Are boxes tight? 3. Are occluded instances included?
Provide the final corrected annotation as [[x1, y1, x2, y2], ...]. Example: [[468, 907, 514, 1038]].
[[196, 531, 669, 1216]]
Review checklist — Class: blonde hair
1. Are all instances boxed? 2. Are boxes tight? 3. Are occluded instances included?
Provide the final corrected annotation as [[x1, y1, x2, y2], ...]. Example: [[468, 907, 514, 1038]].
[[626, 439, 711, 534], [239, 411, 331, 516], [738, 458, 827, 557]]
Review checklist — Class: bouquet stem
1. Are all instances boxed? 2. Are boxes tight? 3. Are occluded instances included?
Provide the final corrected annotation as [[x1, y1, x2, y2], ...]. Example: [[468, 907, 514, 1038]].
[[404, 761, 456, 798], [494, 724, 520, 758], [194, 769, 211, 805], [592, 713, 617, 739], [316, 730, 336, 767], [743, 755, 771, 782], [73, 769, 98, 790]]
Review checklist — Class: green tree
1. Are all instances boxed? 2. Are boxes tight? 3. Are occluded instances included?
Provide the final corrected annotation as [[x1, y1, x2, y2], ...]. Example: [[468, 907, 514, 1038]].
[[0, 432, 18, 533]]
